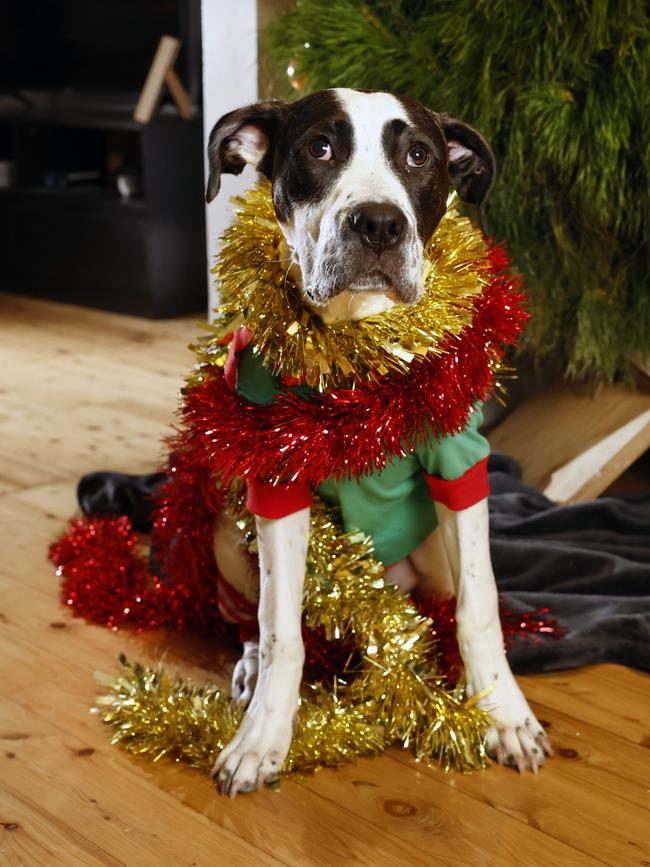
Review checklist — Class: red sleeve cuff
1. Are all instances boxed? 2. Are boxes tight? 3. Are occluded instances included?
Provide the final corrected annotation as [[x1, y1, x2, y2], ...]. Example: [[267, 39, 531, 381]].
[[246, 478, 312, 519], [424, 457, 490, 511]]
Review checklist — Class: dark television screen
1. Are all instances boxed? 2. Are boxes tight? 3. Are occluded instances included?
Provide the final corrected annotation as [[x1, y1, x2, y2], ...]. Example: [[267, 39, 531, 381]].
[[0, 0, 184, 92]]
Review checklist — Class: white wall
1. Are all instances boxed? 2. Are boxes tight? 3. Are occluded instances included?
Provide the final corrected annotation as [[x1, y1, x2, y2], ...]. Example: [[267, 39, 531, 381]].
[[201, 0, 259, 313]]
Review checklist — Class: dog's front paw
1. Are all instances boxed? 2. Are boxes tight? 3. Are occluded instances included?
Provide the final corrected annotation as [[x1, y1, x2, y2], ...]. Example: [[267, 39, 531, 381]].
[[485, 715, 552, 774], [477, 679, 552, 773], [210, 710, 291, 797], [231, 640, 259, 707]]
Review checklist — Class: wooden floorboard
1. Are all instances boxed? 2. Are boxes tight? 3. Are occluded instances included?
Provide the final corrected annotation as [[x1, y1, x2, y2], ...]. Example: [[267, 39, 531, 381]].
[[1, 292, 648, 866]]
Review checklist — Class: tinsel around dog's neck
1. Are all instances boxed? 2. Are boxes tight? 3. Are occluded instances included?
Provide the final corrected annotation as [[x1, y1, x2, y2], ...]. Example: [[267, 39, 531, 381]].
[[192, 182, 494, 392]]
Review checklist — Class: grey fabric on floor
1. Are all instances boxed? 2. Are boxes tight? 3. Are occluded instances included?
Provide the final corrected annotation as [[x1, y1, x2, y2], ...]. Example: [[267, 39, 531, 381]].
[[488, 454, 650, 673]]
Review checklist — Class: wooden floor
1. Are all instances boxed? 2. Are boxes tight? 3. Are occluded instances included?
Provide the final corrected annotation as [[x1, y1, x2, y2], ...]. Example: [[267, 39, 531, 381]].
[[1, 293, 648, 867]]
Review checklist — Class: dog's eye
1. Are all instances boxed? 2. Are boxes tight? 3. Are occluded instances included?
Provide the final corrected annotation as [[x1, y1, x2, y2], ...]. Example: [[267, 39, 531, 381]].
[[308, 137, 333, 161], [407, 144, 429, 167]]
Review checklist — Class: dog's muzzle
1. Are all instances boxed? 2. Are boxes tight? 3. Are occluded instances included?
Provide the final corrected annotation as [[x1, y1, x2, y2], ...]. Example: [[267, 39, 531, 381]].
[[341, 201, 420, 304], [301, 200, 422, 307]]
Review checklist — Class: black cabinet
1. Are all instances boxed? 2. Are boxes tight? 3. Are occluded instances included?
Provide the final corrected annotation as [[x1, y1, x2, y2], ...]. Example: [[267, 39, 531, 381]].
[[0, 106, 207, 318]]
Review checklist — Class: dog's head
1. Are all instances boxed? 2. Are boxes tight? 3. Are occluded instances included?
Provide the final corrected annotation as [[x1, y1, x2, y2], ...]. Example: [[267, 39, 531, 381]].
[[206, 88, 494, 318]]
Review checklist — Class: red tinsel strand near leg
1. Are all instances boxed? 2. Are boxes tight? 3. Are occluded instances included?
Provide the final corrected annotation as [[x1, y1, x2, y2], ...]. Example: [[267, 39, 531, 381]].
[[51, 512, 224, 634], [414, 593, 566, 685], [150, 441, 224, 629], [301, 624, 359, 684], [51, 515, 181, 632], [50, 438, 226, 633]]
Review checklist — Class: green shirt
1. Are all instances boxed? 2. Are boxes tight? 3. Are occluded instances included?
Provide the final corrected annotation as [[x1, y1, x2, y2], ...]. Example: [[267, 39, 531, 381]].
[[236, 345, 489, 565]]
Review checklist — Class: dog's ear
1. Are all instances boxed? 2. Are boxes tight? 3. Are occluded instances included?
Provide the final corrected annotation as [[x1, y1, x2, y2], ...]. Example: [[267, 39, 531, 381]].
[[206, 100, 289, 203], [437, 114, 496, 224]]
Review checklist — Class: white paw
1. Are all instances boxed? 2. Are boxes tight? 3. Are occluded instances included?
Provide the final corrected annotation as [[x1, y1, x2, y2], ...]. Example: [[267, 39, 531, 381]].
[[231, 640, 259, 707], [210, 709, 291, 797], [474, 677, 552, 773], [485, 716, 552, 773]]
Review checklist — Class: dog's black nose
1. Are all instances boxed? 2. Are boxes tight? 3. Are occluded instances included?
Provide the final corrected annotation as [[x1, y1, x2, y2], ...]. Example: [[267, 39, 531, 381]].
[[348, 202, 406, 252]]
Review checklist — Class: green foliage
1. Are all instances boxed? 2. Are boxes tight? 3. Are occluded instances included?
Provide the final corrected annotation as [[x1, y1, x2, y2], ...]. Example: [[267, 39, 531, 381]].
[[265, 0, 650, 381]]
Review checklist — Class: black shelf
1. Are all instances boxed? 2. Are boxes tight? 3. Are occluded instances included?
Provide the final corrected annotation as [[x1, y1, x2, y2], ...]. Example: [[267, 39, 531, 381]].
[[0, 100, 193, 132], [0, 0, 205, 317]]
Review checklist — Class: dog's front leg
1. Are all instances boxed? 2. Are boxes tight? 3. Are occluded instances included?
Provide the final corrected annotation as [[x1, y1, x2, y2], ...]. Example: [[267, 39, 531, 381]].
[[437, 499, 552, 772], [212, 507, 309, 796]]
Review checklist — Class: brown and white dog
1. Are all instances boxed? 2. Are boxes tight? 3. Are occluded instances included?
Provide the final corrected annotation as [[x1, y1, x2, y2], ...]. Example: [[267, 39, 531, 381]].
[[206, 88, 552, 796]]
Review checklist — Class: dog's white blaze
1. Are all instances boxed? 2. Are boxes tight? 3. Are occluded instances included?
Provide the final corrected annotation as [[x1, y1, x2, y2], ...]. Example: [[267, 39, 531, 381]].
[[331, 89, 413, 213]]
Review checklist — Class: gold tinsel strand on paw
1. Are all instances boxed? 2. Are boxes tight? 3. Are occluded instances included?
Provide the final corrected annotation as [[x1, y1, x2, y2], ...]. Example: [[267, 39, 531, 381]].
[[96, 498, 491, 783], [190, 182, 491, 391]]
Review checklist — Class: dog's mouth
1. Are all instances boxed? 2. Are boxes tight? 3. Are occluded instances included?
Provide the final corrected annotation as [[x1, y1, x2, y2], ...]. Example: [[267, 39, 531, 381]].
[[305, 268, 410, 306], [348, 269, 395, 293]]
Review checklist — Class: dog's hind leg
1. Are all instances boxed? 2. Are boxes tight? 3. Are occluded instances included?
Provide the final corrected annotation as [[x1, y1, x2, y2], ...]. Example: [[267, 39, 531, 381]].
[[230, 640, 259, 707], [408, 526, 455, 597], [436, 499, 552, 773], [211, 507, 309, 796], [213, 512, 261, 704]]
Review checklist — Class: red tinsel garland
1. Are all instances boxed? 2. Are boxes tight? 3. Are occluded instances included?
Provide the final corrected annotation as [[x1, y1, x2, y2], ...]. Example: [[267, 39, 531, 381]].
[[51, 440, 226, 634], [51, 514, 224, 634]]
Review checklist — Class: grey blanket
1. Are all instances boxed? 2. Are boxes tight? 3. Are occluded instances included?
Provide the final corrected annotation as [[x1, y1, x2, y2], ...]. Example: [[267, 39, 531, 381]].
[[489, 454, 650, 673]]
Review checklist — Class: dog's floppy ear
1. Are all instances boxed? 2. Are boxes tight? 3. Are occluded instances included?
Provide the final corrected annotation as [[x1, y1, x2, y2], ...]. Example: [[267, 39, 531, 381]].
[[206, 100, 289, 203], [438, 114, 496, 229]]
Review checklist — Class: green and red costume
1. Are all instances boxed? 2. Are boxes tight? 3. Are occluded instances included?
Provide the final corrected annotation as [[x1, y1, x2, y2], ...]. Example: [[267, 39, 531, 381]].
[[235, 338, 490, 567]]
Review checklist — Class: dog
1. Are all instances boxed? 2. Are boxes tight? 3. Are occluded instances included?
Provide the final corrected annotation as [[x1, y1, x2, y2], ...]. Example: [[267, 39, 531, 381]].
[[202, 88, 552, 796]]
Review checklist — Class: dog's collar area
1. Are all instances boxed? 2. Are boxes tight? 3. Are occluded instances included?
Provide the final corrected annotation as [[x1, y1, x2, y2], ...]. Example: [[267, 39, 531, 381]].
[[202, 182, 489, 392]]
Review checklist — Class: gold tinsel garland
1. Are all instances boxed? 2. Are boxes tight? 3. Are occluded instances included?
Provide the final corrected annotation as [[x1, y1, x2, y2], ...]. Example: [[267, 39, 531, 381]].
[[97, 498, 491, 782], [191, 182, 490, 391]]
